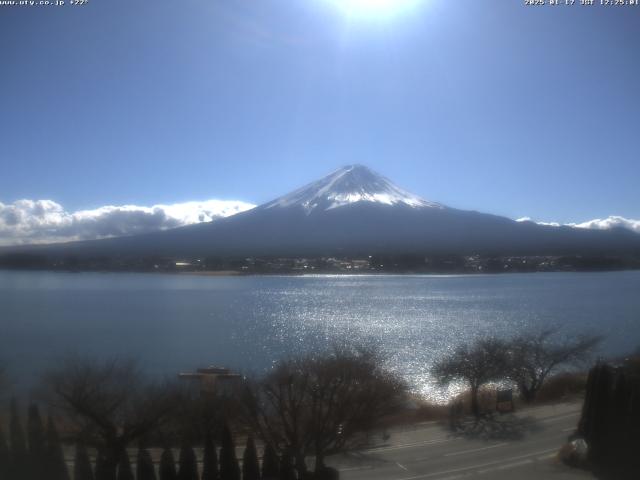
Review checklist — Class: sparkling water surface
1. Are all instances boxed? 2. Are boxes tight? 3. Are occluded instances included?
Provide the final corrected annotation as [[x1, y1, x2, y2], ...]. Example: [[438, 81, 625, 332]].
[[1, 270, 639, 401]]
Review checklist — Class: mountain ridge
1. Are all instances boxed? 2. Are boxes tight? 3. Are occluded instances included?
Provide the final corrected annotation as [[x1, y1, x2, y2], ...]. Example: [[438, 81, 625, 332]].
[[1, 165, 639, 260]]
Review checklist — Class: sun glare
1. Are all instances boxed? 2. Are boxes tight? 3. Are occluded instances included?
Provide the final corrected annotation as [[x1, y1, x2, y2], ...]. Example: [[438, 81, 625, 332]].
[[328, 0, 422, 19]]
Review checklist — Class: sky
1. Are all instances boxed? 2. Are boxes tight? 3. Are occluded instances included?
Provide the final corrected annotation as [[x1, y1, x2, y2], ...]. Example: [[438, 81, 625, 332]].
[[1, 0, 639, 244]]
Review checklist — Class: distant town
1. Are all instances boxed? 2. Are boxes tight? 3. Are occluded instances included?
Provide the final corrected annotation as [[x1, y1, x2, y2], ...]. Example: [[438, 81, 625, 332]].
[[1, 252, 639, 274]]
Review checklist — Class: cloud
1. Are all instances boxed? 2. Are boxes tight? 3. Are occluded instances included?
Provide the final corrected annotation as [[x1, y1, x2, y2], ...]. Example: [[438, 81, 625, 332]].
[[570, 216, 640, 234], [516, 217, 561, 227], [516, 215, 640, 233], [0, 199, 256, 246]]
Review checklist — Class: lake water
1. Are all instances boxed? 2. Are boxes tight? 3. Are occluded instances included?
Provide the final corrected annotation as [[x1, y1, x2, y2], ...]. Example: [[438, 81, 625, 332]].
[[1, 270, 639, 401]]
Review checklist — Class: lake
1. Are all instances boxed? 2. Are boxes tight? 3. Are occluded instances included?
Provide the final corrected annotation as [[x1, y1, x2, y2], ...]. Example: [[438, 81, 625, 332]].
[[1, 270, 639, 401]]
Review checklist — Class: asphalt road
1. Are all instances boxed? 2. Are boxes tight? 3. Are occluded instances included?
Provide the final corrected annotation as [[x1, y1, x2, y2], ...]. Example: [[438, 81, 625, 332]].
[[329, 402, 595, 480]]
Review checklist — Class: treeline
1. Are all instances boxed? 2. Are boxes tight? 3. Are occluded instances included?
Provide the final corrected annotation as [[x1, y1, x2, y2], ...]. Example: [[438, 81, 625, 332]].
[[432, 330, 602, 418], [0, 402, 68, 480], [1, 252, 639, 274], [0, 405, 284, 480], [0, 346, 406, 480]]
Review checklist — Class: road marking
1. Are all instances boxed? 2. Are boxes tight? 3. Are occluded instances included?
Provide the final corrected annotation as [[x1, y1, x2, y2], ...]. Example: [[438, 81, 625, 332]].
[[498, 459, 533, 469], [561, 427, 575, 432], [478, 458, 533, 473], [537, 452, 557, 461], [443, 442, 507, 457], [396, 460, 509, 480], [395, 448, 559, 480], [540, 412, 580, 423], [414, 420, 439, 427], [337, 464, 377, 472], [490, 447, 558, 464], [396, 462, 409, 471], [366, 436, 457, 453]]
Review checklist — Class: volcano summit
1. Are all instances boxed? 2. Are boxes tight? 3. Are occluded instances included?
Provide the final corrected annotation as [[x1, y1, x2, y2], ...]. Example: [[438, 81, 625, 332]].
[[260, 164, 443, 213]]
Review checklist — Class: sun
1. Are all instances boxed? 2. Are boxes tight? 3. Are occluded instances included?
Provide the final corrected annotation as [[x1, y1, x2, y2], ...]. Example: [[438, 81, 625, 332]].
[[328, 0, 422, 19]]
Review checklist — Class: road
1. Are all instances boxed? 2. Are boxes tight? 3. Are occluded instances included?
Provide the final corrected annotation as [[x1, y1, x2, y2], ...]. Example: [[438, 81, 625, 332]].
[[329, 402, 594, 480]]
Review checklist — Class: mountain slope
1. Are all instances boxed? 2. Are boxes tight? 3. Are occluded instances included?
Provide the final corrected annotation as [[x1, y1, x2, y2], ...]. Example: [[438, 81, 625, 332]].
[[3, 165, 640, 259], [259, 164, 443, 213]]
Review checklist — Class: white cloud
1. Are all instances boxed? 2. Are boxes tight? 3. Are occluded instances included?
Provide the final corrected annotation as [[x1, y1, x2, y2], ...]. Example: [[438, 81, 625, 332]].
[[570, 216, 640, 234], [517, 215, 640, 233], [0, 199, 256, 246], [516, 217, 561, 227]]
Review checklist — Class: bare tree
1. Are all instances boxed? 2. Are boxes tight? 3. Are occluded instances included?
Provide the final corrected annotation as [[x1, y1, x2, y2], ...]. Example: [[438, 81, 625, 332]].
[[432, 338, 509, 418], [508, 329, 602, 402], [242, 346, 407, 476], [43, 356, 179, 480], [165, 382, 241, 446]]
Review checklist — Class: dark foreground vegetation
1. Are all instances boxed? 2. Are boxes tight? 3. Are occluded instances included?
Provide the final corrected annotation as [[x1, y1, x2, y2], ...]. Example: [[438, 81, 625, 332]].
[[573, 355, 640, 479], [1, 252, 639, 274], [0, 331, 617, 479], [0, 346, 406, 480]]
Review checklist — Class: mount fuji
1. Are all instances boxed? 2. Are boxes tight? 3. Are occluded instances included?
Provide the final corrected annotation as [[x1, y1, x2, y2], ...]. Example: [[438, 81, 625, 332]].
[[4, 165, 640, 259], [259, 164, 443, 213]]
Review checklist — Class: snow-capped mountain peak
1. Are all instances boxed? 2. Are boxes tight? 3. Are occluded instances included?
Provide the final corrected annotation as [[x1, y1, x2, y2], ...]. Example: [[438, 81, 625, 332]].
[[261, 165, 443, 214]]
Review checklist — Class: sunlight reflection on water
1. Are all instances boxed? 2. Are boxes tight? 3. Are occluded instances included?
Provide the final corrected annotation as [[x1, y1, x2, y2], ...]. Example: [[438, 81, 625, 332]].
[[248, 272, 639, 402], [1, 271, 639, 401]]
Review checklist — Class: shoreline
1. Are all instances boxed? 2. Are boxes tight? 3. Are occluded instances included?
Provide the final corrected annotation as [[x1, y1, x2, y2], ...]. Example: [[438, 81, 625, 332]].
[[1, 267, 639, 277]]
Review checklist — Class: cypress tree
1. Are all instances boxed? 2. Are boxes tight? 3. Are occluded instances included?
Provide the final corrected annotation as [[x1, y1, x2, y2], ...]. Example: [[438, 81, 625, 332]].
[[160, 448, 178, 480], [27, 404, 46, 479], [201, 434, 218, 480], [0, 424, 10, 480], [74, 443, 95, 480], [278, 450, 295, 480], [219, 425, 240, 480], [117, 449, 135, 480], [9, 398, 28, 480], [46, 416, 70, 480], [137, 445, 157, 480], [588, 365, 613, 465], [95, 450, 112, 480], [242, 436, 260, 480], [178, 443, 199, 480], [577, 365, 597, 438], [261, 444, 279, 480]]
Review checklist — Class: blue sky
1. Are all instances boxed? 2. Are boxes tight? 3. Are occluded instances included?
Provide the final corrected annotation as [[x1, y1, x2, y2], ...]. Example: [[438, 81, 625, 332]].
[[1, 0, 639, 225]]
